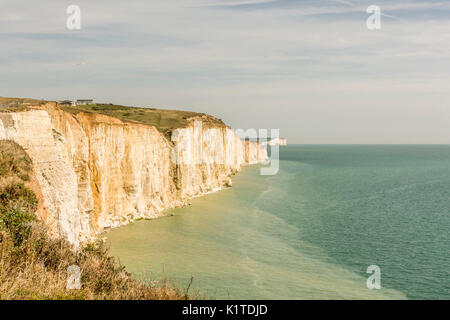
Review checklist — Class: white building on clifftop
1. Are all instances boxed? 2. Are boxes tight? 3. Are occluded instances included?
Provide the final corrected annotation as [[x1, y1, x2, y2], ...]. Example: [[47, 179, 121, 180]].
[[76, 99, 94, 105]]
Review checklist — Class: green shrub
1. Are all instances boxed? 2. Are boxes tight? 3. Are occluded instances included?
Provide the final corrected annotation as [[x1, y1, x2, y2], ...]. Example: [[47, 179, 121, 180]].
[[0, 206, 36, 246], [0, 140, 194, 300], [0, 141, 36, 246]]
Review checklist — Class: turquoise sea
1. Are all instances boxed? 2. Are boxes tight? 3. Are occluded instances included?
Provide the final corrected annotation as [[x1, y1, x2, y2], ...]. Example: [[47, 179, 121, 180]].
[[106, 145, 450, 299]]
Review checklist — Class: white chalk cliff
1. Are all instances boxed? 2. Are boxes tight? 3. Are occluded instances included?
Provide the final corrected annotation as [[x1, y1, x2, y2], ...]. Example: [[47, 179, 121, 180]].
[[0, 103, 268, 248]]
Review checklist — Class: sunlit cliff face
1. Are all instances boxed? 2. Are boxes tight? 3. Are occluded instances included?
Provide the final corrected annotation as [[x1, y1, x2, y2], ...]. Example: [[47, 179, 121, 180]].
[[0, 103, 267, 248]]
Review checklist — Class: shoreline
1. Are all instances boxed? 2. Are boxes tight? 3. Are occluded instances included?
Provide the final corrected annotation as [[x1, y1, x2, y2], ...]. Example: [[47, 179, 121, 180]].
[[100, 165, 259, 241]]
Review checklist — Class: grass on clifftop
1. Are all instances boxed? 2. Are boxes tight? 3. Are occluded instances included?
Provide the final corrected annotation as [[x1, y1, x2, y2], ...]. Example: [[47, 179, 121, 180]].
[[61, 103, 227, 138], [0, 140, 194, 300], [1, 96, 227, 138], [0, 97, 47, 112]]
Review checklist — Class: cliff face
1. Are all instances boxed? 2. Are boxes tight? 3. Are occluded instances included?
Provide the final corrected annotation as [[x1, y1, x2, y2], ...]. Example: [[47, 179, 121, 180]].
[[0, 103, 267, 248]]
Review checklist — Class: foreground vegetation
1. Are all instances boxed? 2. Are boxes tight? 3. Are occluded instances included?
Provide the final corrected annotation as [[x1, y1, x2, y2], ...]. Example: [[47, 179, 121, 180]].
[[0, 140, 191, 299]]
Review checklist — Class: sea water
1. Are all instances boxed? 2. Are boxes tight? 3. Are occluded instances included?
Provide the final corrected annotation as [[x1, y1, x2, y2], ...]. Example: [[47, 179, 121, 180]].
[[106, 145, 450, 299]]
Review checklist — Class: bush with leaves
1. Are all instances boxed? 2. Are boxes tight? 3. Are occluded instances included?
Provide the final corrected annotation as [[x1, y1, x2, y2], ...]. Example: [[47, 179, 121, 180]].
[[0, 140, 195, 300]]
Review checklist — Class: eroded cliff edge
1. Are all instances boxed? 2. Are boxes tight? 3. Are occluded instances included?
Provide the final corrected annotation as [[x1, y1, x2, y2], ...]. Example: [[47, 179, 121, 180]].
[[0, 102, 268, 247]]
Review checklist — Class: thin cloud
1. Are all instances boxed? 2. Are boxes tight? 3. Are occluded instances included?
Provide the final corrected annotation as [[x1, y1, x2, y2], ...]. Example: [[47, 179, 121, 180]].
[[1, 0, 449, 143], [326, 0, 354, 7]]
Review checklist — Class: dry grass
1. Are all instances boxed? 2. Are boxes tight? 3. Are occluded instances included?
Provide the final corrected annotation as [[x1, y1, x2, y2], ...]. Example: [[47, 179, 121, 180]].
[[0, 140, 195, 300], [0, 224, 191, 300]]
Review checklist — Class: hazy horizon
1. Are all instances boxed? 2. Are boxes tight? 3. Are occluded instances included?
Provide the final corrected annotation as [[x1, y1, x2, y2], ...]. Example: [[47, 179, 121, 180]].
[[1, 0, 450, 144]]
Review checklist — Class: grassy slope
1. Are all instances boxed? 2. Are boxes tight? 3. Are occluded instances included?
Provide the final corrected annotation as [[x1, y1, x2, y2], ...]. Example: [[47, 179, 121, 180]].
[[0, 140, 193, 300], [61, 103, 227, 138], [1, 97, 227, 138], [0, 97, 47, 112]]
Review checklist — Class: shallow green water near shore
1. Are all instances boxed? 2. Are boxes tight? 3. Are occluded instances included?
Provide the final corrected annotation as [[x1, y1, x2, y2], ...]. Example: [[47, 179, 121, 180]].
[[106, 145, 450, 299]]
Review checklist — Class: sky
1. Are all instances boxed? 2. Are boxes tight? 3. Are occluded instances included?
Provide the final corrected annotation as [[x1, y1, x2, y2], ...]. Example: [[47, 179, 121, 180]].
[[1, 0, 450, 144]]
